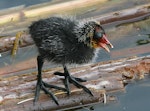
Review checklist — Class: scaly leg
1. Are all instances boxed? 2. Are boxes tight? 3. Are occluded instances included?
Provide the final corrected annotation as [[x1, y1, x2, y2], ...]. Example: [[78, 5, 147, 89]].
[[34, 56, 66, 105]]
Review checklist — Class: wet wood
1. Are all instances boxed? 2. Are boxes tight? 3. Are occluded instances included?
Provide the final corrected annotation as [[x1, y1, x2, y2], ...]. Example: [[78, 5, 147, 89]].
[[0, 0, 107, 25], [0, 57, 36, 75], [0, 56, 149, 110], [0, 32, 33, 53], [0, 3, 150, 53], [111, 44, 150, 58], [96, 4, 150, 25]]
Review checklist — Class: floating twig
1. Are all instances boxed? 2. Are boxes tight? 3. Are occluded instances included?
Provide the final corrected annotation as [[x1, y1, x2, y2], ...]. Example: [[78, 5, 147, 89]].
[[103, 92, 107, 104], [17, 98, 34, 105], [11, 31, 23, 57]]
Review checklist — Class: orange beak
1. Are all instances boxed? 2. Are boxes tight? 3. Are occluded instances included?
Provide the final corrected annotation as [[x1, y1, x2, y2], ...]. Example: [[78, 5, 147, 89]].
[[99, 34, 113, 52]]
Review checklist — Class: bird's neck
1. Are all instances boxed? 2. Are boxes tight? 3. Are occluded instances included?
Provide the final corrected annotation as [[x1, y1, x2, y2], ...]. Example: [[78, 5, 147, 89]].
[[74, 21, 95, 47]]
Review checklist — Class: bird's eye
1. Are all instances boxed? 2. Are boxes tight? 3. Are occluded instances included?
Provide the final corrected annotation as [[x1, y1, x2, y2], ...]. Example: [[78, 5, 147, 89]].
[[94, 32, 103, 39], [96, 32, 103, 38]]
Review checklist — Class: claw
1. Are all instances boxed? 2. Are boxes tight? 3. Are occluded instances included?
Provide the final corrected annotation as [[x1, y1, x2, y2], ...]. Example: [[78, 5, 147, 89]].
[[34, 80, 65, 105], [43, 81, 66, 91], [34, 81, 41, 103], [69, 76, 93, 96], [74, 77, 87, 82], [64, 76, 70, 95], [42, 85, 59, 105], [54, 65, 93, 97]]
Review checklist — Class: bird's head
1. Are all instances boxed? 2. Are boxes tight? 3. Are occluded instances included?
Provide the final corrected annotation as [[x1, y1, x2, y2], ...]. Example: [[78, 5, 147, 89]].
[[75, 21, 113, 52], [91, 23, 113, 52]]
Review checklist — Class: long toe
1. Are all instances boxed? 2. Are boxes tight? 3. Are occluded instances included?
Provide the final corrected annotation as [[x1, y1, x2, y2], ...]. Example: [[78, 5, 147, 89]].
[[54, 72, 64, 76], [71, 76, 87, 82], [43, 81, 66, 91], [69, 76, 93, 96], [64, 75, 71, 95], [34, 80, 66, 105], [34, 81, 41, 103], [54, 72, 86, 82], [54, 71, 92, 96], [41, 85, 59, 105]]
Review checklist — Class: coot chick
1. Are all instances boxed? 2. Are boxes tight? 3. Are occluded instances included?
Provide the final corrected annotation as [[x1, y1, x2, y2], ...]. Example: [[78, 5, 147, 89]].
[[29, 16, 113, 105]]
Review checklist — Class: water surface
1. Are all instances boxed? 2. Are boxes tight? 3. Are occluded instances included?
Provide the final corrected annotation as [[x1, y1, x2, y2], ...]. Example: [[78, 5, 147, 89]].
[[76, 78, 150, 111]]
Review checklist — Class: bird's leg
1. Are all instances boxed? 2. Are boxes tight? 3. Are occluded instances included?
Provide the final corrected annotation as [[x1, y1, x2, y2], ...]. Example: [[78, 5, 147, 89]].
[[54, 65, 93, 96], [34, 56, 66, 105]]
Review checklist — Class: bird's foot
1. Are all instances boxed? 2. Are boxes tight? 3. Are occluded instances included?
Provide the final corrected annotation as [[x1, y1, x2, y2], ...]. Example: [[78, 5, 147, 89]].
[[34, 80, 66, 105], [54, 72, 93, 96]]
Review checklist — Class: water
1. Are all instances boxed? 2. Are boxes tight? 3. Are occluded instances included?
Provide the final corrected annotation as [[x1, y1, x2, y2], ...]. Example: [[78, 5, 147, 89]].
[[0, 0, 51, 10], [76, 78, 150, 111]]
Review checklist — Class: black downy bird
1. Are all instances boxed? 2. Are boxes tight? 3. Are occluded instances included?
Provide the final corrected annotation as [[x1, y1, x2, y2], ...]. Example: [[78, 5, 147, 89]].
[[29, 16, 113, 105]]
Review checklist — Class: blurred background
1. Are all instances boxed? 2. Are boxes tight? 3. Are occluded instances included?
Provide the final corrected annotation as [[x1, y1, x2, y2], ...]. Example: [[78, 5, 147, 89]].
[[0, 0, 150, 111]]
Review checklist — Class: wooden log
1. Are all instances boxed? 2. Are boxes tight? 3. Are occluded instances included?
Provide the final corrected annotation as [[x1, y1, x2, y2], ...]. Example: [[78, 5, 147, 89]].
[[95, 4, 150, 25], [0, 3, 150, 53], [0, 32, 33, 53], [0, 0, 107, 25], [0, 57, 36, 75], [0, 56, 149, 110], [111, 44, 150, 58]]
